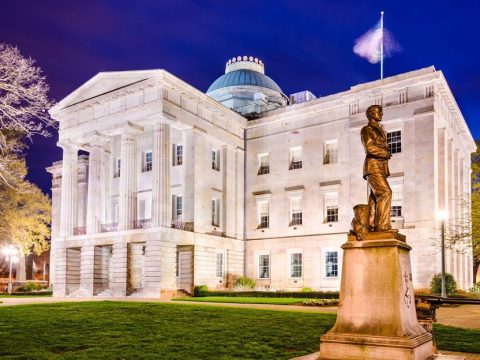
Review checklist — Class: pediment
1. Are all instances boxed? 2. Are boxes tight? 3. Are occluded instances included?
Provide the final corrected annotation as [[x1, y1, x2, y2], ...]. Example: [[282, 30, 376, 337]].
[[50, 69, 163, 114]]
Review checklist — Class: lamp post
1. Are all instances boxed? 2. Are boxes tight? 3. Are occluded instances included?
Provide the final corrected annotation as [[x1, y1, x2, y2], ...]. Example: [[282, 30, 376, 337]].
[[2, 245, 19, 294], [436, 210, 448, 298]]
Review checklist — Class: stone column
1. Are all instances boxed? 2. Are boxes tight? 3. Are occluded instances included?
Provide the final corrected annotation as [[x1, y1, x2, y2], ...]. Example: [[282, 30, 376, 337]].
[[111, 238, 127, 296], [119, 127, 138, 231], [151, 122, 171, 227], [222, 145, 236, 238], [59, 143, 78, 237], [78, 241, 95, 296], [86, 138, 106, 234]]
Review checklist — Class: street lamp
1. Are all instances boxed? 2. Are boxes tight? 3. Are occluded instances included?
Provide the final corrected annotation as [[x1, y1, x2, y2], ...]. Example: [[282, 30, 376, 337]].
[[2, 245, 19, 294], [436, 210, 448, 298]]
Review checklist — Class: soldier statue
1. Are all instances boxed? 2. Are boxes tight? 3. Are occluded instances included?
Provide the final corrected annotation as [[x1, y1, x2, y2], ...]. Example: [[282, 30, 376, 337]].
[[360, 105, 393, 232]]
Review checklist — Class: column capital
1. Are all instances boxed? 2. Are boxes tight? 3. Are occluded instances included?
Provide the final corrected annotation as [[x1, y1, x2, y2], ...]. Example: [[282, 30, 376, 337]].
[[149, 113, 177, 128], [57, 140, 80, 151]]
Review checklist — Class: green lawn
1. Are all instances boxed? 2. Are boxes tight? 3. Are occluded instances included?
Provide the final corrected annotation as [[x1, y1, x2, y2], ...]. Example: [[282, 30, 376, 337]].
[[174, 296, 312, 305], [0, 293, 52, 298], [0, 301, 478, 359]]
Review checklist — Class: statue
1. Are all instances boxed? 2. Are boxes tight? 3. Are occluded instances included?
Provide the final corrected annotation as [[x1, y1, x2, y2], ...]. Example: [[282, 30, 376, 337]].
[[351, 105, 394, 240]]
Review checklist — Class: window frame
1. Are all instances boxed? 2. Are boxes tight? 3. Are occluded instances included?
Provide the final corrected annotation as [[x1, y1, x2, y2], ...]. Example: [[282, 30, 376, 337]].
[[211, 148, 221, 171], [257, 252, 270, 279], [324, 191, 339, 223], [114, 158, 121, 178], [287, 249, 303, 279], [289, 146, 302, 170], [387, 130, 402, 155], [324, 250, 339, 278], [323, 139, 338, 165], [215, 251, 225, 278], [257, 199, 270, 229], [143, 150, 153, 172], [257, 152, 270, 175], [289, 196, 303, 226], [211, 198, 221, 227]]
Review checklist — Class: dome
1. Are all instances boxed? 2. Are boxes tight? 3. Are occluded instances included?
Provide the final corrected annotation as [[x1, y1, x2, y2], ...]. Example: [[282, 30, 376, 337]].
[[207, 69, 284, 94]]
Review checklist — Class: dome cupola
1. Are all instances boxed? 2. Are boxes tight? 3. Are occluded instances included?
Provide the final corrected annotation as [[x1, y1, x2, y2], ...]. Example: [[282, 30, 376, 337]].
[[206, 56, 288, 119]]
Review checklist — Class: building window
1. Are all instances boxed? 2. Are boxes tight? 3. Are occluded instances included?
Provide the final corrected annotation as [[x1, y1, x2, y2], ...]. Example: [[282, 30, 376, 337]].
[[211, 199, 220, 227], [324, 192, 339, 223], [176, 252, 179, 277], [391, 183, 403, 218], [399, 90, 407, 104], [172, 195, 183, 220], [173, 144, 183, 166], [290, 197, 302, 226], [143, 151, 152, 172], [257, 153, 270, 175], [387, 131, 402, 154], [258, 200, 269, 229], [325, 251, 338, 277], [258, 254, 270, 279], [114, 158, 121, 178], [323, 140, 338, 164], [289, 147, 302, 170], [216, 252, 224, 278], [212, 149, 220, 171], [290, 252, 303, 278]]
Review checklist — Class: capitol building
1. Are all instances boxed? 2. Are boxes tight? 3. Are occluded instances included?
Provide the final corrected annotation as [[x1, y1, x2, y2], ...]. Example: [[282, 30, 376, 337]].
[[47, 56, 475, 297]]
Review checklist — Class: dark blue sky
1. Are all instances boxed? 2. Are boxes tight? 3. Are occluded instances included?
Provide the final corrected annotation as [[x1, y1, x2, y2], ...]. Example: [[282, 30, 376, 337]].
[[1, 0, 479, 194]]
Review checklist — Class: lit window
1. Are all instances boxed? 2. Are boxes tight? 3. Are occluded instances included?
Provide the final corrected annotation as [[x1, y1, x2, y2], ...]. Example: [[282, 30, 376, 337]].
[[289, 147, 302, 170], [172, 195, 183, 220], [216, 252, 224, 278], [323, 140, 338, 164], [391, 183, 403, 218], [325, 192, 339, 223], [211, 199, 220, 227], [258, 201, 269, 229], [325, 251, 338, 277], [258, 153, 269, 175], [258, 254, 270, 279], [387, 131, 402, 154], [173, 144, 183, 166], [290, 252, 303, 278], [114, 158, 121, 178], [290, 197, 302, 226], [212, 149, 220, 171], [143, 151, 152, 172]]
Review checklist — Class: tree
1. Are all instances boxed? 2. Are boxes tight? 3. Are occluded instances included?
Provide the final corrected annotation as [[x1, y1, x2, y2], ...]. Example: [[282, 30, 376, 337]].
[[0, 132, 50, 275], [0, 43, 55, 184]]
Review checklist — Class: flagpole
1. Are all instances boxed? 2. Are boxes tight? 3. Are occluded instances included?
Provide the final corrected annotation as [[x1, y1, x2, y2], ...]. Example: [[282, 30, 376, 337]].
[[380, 11, 384, 79]]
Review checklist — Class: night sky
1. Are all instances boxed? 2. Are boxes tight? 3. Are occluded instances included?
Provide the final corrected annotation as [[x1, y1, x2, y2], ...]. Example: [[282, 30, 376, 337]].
[[1, 1, 479, 195]]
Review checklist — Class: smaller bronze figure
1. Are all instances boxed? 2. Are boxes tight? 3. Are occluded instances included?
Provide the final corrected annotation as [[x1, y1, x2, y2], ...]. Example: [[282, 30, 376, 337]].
[[350, 204, 370, 241], [361, 105, 393, 232]]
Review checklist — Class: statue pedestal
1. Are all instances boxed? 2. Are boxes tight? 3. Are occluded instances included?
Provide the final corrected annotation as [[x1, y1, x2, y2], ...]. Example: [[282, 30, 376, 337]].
[[320, 232, 434, 360]]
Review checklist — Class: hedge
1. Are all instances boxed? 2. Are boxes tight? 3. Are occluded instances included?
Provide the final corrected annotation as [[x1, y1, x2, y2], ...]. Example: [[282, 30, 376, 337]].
[[193, 288, 339, 299]]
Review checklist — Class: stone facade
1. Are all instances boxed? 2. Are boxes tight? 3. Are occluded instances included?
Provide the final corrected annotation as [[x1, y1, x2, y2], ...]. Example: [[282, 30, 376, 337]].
[[47, 65, 475, 298]]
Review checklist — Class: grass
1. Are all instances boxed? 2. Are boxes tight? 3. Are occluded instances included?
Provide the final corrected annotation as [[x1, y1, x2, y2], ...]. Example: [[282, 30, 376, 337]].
[[173, 296, 313, 305], [0, 301, 478, 359]]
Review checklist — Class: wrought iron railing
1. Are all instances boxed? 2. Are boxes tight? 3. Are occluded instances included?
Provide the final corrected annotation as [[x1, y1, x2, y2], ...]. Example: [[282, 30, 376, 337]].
[[100, 223, 118, 233], [134, 219, 152, 229], [73, 226, 86, 235], [171, 221, 194, 232]]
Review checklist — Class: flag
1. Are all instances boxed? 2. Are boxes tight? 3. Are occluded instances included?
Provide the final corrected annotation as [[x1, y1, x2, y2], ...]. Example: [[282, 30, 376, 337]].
[[353, 19, 401, 64]]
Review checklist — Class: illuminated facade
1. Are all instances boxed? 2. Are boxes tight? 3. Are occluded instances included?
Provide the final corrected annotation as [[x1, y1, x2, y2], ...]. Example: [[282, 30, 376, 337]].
[[47, 58, 475, 297]]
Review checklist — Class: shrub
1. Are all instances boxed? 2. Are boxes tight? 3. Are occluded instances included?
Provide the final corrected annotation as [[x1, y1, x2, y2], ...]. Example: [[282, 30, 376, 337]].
[[193, 285, 209, 297], [470, 282, 480, 293], [430, 273, 457, 296], [301, 287, 313, 293], [235, 277, 256, 290], [195, 290, 340, 299], [302, 299, 339, 306]]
